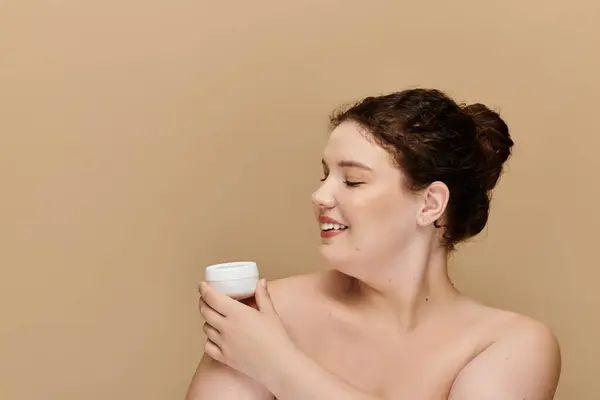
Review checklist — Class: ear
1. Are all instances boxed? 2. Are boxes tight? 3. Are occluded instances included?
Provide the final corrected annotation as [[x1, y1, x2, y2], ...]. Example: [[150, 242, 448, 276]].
[[417, 181, 449, 227]]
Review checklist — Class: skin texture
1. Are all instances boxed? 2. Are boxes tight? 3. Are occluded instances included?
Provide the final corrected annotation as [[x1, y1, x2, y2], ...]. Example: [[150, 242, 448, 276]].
[[185, 121, 561, 400]]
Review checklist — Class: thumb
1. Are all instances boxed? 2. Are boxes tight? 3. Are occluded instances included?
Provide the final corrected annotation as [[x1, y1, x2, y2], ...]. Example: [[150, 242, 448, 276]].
[[255, 278, 276, 315]]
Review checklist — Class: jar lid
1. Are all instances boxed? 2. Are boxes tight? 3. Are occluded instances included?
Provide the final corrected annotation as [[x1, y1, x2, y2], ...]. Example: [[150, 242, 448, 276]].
[[205, 261, 259, 282]]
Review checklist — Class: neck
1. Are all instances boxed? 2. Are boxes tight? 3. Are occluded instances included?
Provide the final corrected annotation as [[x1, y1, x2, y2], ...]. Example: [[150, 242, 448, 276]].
[[337, 242, 460, 333]]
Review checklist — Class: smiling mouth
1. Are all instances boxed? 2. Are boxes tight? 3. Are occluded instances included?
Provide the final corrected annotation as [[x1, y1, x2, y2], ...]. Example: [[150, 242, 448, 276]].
[[320, 223, 348, 231]]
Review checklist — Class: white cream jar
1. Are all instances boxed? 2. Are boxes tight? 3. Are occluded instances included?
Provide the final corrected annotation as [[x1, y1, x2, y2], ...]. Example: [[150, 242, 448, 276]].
[[204, 261, 259, 300]]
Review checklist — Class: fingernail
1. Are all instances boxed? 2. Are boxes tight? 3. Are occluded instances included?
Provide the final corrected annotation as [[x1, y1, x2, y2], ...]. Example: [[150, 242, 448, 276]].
[[261, 278, 267, 288]]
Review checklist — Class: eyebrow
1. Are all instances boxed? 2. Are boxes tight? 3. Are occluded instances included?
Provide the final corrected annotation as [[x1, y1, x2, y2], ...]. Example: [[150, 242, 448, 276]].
[[321, 159, 372, 171]]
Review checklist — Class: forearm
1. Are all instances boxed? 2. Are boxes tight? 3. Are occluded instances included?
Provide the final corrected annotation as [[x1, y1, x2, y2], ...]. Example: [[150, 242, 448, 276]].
[[266, 347, 380, 400]]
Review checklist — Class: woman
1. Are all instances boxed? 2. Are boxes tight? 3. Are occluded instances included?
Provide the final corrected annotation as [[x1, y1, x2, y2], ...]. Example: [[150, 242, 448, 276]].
[[186, 88, 562, 399]]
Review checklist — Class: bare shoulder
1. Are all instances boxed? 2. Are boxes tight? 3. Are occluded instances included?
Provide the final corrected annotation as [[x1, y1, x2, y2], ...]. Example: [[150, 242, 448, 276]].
[[266, 271, 322, 295], [450, 304, 562, 400], [265, 271, 331, 314], [263, 270, 339, 337]]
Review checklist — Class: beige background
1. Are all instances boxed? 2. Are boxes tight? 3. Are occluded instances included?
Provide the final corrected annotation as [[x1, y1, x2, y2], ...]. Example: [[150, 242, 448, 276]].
[[1, 1, 598, 399]]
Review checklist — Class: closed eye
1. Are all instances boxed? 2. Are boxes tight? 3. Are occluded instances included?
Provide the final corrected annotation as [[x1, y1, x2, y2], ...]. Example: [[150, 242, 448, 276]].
[[344, 180, 363, 187], [320, 174, 363, 187]]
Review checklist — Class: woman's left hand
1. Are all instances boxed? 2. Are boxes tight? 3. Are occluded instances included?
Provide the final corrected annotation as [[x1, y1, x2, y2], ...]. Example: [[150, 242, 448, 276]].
[[198, 279, 297, 385]]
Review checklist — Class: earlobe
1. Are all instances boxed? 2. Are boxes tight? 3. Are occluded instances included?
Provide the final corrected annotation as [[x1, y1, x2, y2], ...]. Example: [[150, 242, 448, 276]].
[[418, 181, 450, 227]]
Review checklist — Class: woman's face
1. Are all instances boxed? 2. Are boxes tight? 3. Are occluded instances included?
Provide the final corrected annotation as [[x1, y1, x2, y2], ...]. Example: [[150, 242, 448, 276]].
[[311, 121, 424, 276]]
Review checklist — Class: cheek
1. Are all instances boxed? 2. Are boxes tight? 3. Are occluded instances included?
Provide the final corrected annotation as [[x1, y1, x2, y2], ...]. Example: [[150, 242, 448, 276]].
[[345, 190, 418, 244]]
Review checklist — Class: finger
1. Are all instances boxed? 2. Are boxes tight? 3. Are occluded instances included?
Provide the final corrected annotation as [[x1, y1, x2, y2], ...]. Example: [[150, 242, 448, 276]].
[[199, 298, 226, 330], [199, 297, 225, 317], [199, 281, 240, 317], [203, 322, 222, 345], [204, 339, 224, 363], [255, 279, 277, 315]]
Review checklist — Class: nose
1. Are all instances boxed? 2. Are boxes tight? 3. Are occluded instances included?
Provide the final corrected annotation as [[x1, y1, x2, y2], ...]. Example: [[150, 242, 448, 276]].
[[311, 180, 336, 210]]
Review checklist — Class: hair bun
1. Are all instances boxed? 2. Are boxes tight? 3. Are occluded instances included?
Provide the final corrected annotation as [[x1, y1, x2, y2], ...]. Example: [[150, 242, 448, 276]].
[[462, 103, 514, 190]]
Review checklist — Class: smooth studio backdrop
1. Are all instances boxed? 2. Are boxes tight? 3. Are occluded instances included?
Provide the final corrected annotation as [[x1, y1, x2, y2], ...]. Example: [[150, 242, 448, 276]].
[[1, 1, 598, 399]]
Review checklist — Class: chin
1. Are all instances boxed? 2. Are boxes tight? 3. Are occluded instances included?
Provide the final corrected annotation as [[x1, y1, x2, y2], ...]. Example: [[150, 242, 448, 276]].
[[319, 243, 344, 264], [318, 244, 363, 275]]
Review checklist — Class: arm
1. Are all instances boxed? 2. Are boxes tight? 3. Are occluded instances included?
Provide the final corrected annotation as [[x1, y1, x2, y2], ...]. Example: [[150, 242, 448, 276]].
[[186, 288, 274, 400], [449, 319, 561, 400], [185, 353, 274, 400], [267, 319, 560, 400], [266, 346, 380, 400]]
